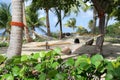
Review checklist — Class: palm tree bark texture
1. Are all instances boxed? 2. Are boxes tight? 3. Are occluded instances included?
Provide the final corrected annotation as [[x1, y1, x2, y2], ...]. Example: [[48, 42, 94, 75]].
[[45, 8, 51, 36], [7, 0, 24, 58], [22, 0, 32, 42]]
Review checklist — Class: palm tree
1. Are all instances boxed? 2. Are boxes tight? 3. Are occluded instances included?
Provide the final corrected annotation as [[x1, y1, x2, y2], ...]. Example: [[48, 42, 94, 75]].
[[7, 0, 24, 58], [0, 3, 11, 40], [22, 0, 32, 42], [26, 6, 46, 39], [31, 0, 55, 36], [64, 18, 77, 30]]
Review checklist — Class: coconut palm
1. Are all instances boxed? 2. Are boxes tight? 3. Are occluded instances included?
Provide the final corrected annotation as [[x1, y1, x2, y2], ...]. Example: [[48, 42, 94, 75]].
[[0, 3, 11, 40], [64, 18, 77, 30], [26, 6, 46, 39], [7, 0, 24, 58], [22, 0, 32, 42], [31, 0, 55, 36], [53, 0, 89, 39]]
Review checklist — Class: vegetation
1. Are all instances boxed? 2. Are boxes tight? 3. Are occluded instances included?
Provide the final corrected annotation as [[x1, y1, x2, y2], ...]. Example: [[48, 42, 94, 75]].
[[76, 26, 88, 35], [0, 48, 120, 80], [105, 37, 120, 43], [106, 22, 120, 37], [0, 3, 11, 39], [0, 42, 8, 47]]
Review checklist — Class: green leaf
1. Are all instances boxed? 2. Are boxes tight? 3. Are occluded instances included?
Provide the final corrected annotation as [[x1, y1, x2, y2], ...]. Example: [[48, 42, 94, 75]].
[[78, 62, 90, 70], [75, 56, 90, 67], [53, 47, 61, 54], [34, 64, 42, 71], [39, 73, 46, 80], [55, 73, 65, 80], [19, 66, 27, 78], [32, 53, 40, 60], [2, 74, 14, 80], [91, 54, 103, 68], [21, 55, 29, 62], [0, 55, 5, 64], [47, 70, 58, 78], [65, 58, 74, 66], [39, 51, 46, 58], [12, 66, 20, 76], [46, 51, 52, 57], [105, 73, 113, 80], [8, 56, 21, 64], [52, 62, 59, 69]]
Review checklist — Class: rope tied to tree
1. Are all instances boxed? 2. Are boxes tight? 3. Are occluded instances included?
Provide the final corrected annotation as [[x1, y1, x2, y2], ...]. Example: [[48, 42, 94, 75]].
[[10, 22, 24, 29]]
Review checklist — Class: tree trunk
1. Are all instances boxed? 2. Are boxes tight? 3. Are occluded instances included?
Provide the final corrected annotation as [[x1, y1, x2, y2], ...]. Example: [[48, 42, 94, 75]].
[[31, 26, 36, 39], [93, 7, 97, 34], [7, 0, 23, 58], [59, 10, 63, 39], [91, 0, 106, 55], [22, 1, 32, 42], [105, 14, 110, 28], [96, 12, 105, 55], [45, 8, 51, 36]]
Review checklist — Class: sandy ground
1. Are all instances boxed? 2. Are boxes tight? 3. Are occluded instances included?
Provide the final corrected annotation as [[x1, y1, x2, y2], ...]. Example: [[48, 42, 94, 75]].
[[0, 38, 120, 60]]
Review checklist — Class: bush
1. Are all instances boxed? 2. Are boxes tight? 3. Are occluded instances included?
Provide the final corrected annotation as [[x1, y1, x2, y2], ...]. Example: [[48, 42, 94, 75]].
[[0, 42, 9, 47], [0, 49, 120, 80]]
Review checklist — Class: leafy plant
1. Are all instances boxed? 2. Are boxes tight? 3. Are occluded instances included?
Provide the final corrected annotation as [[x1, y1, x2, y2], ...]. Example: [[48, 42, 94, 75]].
[[0, 50, 120, 80]]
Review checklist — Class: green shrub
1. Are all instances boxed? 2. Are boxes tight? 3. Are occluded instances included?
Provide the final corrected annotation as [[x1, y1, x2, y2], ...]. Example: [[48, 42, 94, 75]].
[[0, 42, 9, 47], [0, 49, 120, 80]]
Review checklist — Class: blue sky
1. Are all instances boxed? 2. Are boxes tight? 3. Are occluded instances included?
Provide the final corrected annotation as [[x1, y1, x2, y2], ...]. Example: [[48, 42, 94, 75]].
[[0, 0, 116, 34]]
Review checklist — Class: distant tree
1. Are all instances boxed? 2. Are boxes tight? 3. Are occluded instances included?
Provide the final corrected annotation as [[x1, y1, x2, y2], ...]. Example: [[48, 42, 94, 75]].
[[106, 22, 120, 36], [26, 6, 46, 39], [64, 18, 77, 30], [76, 26, 88, 35], [0, 3, 11, 40], [88, 19, 93, 32], [31, 0, 58, 36], [113, 0, 120, 21]]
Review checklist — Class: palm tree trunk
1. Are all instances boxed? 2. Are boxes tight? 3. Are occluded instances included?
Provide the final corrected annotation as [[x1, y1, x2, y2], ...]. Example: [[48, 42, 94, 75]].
[[22, 0, 32, 42], [105, 14, 110, 28], [59, 10, 63, 39], [93, 7, 97, 34], [7, 0, 23, 58], [45, 8, 51, 36]]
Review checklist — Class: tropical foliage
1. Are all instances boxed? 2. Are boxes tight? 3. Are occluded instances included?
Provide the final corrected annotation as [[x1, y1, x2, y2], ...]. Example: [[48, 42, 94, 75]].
[[26, 6, 46, 33], [64, 18, 77, 30], [0, 3, 11, 37], [0, 48, 120, 80], [106, 22, 120, 37], [76, 26, 88, 34]]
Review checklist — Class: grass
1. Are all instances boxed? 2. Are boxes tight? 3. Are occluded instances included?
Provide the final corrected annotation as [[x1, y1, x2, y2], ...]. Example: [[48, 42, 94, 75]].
[[104, 36, 120, 43]]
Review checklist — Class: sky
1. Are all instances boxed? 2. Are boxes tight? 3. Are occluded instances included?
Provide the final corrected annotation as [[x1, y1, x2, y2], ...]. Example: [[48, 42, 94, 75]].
[[0, 0, 116, 34]]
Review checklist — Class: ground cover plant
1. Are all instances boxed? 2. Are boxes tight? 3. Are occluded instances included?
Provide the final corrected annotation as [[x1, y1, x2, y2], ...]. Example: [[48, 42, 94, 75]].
[[0, 48, 120, 80]]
